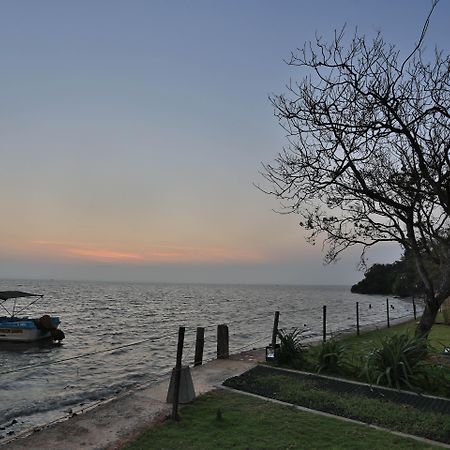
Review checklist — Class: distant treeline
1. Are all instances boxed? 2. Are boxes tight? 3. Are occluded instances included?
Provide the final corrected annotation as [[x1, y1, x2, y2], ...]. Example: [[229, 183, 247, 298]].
[[351, 252, 424, 297]]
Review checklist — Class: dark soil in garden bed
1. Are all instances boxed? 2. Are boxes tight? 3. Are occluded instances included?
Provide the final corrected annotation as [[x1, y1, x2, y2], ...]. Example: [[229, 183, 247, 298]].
[[223, 365, 450, 444]]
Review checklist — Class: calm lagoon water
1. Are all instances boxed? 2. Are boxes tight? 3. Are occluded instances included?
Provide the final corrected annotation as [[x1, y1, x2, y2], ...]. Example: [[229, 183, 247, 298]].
[[0, 279, 417, 439]]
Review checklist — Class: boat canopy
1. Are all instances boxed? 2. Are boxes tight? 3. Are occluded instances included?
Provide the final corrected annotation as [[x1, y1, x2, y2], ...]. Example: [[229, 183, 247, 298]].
[[0, 291, 43, 301]]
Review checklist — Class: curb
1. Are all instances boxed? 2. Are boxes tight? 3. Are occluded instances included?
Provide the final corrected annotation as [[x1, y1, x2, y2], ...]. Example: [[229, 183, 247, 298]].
[[220, 385, 450, 449]]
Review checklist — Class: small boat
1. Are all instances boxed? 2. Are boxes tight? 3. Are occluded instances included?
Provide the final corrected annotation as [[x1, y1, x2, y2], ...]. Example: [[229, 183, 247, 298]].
[[0, 291, 65, 343]]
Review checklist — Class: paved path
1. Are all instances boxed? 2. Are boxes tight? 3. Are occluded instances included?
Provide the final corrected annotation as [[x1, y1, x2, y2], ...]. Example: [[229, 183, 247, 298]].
[[1, 350, 264, 450]]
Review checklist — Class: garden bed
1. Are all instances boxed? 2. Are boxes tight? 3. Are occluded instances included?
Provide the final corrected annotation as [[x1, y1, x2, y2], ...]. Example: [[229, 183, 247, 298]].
[[224, 365, 450, 444]]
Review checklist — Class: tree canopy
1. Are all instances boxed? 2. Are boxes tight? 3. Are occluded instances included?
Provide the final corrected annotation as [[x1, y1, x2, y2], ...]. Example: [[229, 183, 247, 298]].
[[262, 1, 450, 335], [350, 252, 423, 298]]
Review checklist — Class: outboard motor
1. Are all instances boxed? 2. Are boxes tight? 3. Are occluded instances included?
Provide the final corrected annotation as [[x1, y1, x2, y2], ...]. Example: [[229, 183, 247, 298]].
[[36, 314, 53, 330], [36, 314, 65, 342], [50, 328, 65, 342]]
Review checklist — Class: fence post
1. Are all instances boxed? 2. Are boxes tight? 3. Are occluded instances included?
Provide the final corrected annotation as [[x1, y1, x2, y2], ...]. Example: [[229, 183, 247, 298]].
[[413, 297, 417, 320], [356, 302, 360, 336], [171, 326, 185, 421], [217, 324, 229, 359], [194, 327, 205, 367], [386, 298, 390, 328], [271, 311, 280, 349], [322, 305, 327, 342]]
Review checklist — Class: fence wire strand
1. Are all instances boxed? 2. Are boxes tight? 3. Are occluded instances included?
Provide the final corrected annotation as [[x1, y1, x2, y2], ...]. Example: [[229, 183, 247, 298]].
[[0, 301, 421, 378]]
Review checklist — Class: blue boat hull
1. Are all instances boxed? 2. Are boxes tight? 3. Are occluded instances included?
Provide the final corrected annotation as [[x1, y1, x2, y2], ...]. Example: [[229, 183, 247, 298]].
[[0, 317, 61, 342]]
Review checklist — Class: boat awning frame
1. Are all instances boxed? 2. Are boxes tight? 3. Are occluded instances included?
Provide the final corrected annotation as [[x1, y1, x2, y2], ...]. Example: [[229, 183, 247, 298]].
[[0, 291, 43, 301], [0, 291, 44, 317]]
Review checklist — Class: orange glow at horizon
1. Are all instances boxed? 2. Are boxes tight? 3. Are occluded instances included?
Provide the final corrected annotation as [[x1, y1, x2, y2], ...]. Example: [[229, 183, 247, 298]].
[[25, 241, 265, 264], [67, 248, 144, 262]]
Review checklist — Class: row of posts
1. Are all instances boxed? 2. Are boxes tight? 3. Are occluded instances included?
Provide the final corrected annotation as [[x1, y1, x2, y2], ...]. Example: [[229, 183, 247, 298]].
[[323, 297, 418, 341], [173, 297, 419, 372], [171, 324, 230, 420], [171, 297, 419, 419], [174, 324, 230, 369], [269, 298, 419, 348], [175, 297, 418, 366]]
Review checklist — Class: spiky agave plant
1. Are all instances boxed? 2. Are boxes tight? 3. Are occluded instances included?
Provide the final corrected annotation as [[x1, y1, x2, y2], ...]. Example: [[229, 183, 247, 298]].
[[276, 328, 306, 368], [363, 332, 428, 390], [316, 338, 348, 375]]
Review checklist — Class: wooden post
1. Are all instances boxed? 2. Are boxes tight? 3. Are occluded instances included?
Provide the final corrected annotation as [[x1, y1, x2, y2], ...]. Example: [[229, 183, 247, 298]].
[[413, 297, 417, 320], [356, 302, 360, 336], [322, 305, 327, 342], [171, 326, 185, 421], [271, 311, 280, 349], [217, 324, 229, 359], [386, 298, 390, 328], [194, 327, 205, 367]]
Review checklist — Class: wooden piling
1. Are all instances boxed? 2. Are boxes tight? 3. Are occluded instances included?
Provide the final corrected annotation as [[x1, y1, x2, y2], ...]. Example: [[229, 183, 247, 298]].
[[322, 305, 327, 342], [413, 297, 417, 320], [194, 327, 205, 367], [217, 324, 229, 359]]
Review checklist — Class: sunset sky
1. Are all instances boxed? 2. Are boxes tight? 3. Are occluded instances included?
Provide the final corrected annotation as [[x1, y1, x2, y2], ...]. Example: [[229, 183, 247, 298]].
[[1, 1, 448, 284]]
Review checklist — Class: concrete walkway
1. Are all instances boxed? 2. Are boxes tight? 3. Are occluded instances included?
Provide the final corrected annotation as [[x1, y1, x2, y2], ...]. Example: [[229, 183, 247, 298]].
[[1, 350, 264, 450]]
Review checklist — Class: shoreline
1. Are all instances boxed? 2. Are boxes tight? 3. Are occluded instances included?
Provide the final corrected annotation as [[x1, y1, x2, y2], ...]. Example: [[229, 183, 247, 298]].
[[0, 315, 418, 449], [1, 350, 264, 450]]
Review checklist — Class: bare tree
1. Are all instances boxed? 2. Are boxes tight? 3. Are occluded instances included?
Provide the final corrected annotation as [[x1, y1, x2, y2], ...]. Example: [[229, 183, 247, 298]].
[[262, 1, 449, 335]]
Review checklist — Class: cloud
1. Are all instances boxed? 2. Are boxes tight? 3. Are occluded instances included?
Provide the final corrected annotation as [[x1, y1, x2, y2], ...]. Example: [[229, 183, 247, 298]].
[[67, 248, 144, 262], [145, 246, 264, 263], [28, 240, 264, 264]]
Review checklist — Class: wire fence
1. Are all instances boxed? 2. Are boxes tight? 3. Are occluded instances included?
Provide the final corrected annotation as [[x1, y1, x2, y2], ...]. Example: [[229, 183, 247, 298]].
[[0, 297, 423, 378], [0, 295, 426, 443]]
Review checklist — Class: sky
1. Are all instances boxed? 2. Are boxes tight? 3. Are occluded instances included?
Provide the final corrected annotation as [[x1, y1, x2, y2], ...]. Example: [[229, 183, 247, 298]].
[[0, 0, 449, 285]]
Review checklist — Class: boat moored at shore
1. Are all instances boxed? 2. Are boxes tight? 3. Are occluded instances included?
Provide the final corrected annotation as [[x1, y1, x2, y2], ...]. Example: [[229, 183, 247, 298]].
[[0, 291, 65, 343]]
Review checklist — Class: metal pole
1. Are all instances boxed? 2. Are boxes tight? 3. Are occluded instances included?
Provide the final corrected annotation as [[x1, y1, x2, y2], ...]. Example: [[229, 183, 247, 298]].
[[322, 305, 327, 342], [271, 311, 280, 349], [171, 326, 185, 421], [356, 302, 360, 336], [386, 298, 390, 328]]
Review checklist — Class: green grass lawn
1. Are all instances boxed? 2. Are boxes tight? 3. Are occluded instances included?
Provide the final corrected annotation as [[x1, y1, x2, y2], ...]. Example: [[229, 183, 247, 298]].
[[123, 318, 450, 449], [123, 390, 440, 450], [339, 317, 450, 356]]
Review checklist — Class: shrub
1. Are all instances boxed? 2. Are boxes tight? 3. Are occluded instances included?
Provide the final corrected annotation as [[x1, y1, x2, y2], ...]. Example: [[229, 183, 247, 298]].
[[363, 332, 428, 390], [315, 338, 348, 375], [419, 363, 450, 397], [276, 328, 306, 369]]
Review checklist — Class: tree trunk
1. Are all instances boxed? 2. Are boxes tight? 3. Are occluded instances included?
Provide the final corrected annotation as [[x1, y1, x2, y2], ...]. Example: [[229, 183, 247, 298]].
[[415, 298, 440, 337]]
